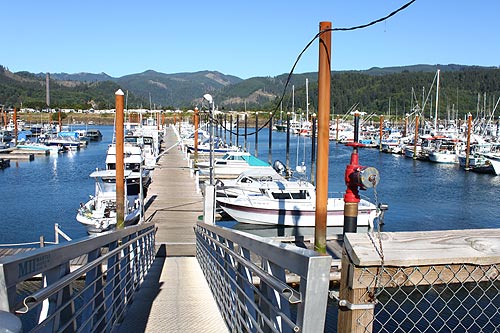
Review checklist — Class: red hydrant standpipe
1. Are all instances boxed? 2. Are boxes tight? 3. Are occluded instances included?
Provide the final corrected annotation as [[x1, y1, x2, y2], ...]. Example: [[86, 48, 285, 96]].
[[343, 112, 380, 234]]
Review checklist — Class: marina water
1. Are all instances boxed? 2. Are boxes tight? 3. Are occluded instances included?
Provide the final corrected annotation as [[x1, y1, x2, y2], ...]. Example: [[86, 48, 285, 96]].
[[1, 125, 500, 245]]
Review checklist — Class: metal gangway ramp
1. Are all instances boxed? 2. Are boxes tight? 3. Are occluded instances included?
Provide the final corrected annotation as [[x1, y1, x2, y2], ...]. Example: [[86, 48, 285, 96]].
[[117, 125, 228, 332]]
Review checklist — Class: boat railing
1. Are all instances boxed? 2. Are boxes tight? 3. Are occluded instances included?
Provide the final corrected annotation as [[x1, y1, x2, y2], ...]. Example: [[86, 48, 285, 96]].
[[195, 222, 331, 333], [0, 223, 156, 332]]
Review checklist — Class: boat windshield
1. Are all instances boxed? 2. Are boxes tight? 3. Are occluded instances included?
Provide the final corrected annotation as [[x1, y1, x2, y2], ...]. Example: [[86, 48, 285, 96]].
[[270, 190, 308, 200]]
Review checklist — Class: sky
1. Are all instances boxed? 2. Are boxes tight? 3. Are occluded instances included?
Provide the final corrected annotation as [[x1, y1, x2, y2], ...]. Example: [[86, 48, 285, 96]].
[[2, 0, 499, 79]]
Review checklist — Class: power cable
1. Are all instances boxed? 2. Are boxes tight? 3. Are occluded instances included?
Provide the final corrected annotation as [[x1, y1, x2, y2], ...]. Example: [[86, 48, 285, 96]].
[[215, 0, 417, 137]]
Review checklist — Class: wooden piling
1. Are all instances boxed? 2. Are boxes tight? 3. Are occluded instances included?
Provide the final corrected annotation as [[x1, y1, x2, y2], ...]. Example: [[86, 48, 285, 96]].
[[13, 108, 18, 146], [115, 89, 125, 229], [314, 21, 332, 254]]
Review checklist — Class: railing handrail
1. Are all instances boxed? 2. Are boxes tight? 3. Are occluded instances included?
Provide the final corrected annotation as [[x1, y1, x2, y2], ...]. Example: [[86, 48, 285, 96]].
[[0, 222, 156, 331], [16, 226, 155, 314], [0, 223, 155, 289], [196, 222, 332, 333], [198, 222, 331, 275]]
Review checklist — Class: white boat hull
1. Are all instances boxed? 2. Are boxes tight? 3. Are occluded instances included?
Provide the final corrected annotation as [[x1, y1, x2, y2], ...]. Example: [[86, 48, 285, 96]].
[[217, 196, 377, 227], [428, 151, 458, 164], [482, 154, 500, 175], [77, 199, 141, 234]]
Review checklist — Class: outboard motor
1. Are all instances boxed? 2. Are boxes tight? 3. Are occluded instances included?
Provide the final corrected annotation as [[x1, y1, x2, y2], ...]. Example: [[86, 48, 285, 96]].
[[273, 160, 287, 176]]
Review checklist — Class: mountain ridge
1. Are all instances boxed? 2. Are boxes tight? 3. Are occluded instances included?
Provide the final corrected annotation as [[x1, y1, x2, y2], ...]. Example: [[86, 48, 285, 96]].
[[1, 64, 499, 116]]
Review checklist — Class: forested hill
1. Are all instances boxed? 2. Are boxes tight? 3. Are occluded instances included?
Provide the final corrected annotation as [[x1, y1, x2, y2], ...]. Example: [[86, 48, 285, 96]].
[[218, 65, 500, 117], [1, 64, 499, 118], [0, 66, 143, 110]]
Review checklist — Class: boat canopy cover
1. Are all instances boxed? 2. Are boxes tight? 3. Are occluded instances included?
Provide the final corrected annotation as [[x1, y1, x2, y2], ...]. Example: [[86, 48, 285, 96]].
[[58, 131, 79, 138], [89, 169, 133, 178], [242, 155, 270, 167]]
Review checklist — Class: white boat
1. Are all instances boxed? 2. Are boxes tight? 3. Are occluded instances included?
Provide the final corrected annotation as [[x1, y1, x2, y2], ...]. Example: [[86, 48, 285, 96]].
[[0, 129, 13, 143], [105, 143, 152, 195], [43, 131, 81, 150], [187, 137, 239, 154], [76, 170, 142, 234], [481, 153, 500, 175], [124, 134, 159, 169], [215, 168, 286, 198], [428, 139, 460, 164], [216, 179, 379, 227], [458, 153, 494, 173], [197, 151, 274, 178]]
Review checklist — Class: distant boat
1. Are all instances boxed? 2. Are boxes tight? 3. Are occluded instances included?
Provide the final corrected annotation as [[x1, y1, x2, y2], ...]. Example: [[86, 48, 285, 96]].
[[86, 129, 103, 141], [428, 139, 460, 164], [186, 137, 239, 154], [480, 153, 500, 175], [43, 131, 81, 150], [0, 129, 13, 143]]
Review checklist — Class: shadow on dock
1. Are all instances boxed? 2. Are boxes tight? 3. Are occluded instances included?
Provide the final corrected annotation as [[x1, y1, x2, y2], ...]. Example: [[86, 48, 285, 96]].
[[117, 245, 166, 332]]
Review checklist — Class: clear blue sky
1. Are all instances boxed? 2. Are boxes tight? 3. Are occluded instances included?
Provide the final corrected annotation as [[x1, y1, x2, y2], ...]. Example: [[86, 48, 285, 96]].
[[2, 0, 499, 79]]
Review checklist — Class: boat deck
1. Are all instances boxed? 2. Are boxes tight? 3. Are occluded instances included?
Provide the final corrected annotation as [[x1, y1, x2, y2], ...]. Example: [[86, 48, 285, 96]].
[[117, 126, 228, 332]]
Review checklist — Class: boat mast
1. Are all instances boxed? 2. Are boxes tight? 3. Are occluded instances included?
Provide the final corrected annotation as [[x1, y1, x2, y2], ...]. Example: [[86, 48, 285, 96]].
[[306, 78, 309, 121], [434, 69, 440, 131]]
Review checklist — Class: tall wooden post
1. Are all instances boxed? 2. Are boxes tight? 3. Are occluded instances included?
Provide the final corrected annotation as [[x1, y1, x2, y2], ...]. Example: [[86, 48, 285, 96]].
[[115, 89, 125, 229], [58, 110, 62, 133], [13, 108, 18, 146], [314, 21, 331, 254]]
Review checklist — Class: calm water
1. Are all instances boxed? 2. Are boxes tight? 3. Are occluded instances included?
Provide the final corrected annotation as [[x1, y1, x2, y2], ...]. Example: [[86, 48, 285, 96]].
[[1, 125, 500, 245], [0, 125, 115, 244]]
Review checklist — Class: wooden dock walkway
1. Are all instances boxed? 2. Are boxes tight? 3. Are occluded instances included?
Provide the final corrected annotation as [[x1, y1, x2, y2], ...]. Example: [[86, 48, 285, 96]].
[[118, 126, 228, 332]]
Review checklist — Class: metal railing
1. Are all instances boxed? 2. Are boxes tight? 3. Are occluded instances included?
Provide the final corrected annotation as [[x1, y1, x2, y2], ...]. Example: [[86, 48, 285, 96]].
[[0, 223, 156, 332], [195, 222, 332, 333], [335, 229, 500, 333]]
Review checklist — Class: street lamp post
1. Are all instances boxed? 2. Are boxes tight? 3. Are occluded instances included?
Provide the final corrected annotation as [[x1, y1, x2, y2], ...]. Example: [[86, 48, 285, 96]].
[[203, 94, 214, 185], [202, 94, 216, 225]]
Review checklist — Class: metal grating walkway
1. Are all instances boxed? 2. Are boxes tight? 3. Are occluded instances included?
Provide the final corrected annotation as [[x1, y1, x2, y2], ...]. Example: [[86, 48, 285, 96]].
[[117, 256, 228, 332]]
